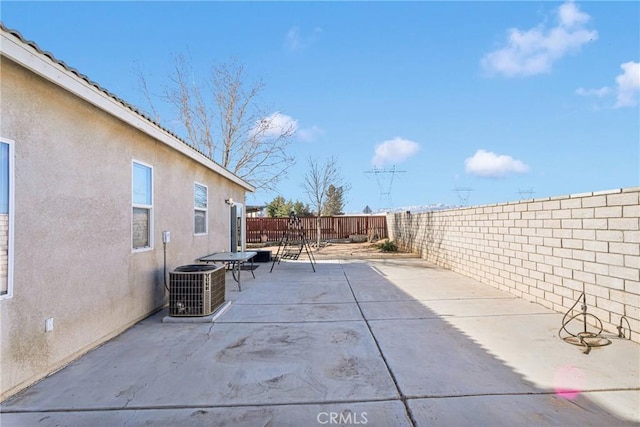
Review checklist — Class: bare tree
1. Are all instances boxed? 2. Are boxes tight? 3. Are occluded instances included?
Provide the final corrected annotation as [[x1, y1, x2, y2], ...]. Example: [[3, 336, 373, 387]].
[[302, 156, 349, 247], [137, 55, 296, 191]]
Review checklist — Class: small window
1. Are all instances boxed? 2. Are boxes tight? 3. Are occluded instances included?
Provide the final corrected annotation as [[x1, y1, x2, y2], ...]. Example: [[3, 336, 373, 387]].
[[132, 161, 153, 250], [194, 182, 208, 235], [0, 138, 14, 299]]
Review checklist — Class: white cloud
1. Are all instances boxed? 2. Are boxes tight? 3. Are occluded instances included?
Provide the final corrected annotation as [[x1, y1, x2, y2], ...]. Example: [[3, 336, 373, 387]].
[[371, 137, 420, 167], [285, 27, 303, 51], [575, 61, 639, 108], [614, 61, 640, 108], [465, 149, 530, 178], [481, 1, 597, 77], [297, 125, 324, 142], [285, 26, 323, 51], [558, 0, 590, 27], [254, 112, 298, 139], [256, 114, 323, 142], [575, 87, 611, 97]]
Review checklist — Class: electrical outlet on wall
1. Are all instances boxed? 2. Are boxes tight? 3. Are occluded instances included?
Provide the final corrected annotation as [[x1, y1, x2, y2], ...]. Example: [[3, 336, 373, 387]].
[[45, 317, 54, 332]]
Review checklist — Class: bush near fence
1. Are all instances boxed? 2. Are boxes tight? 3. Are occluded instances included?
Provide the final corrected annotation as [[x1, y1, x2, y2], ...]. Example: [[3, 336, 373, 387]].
[[246, 216, 388, 243]]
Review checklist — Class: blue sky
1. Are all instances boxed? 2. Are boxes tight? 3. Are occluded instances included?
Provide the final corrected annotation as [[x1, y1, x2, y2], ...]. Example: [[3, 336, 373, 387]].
[[2, 1, 639, 212]]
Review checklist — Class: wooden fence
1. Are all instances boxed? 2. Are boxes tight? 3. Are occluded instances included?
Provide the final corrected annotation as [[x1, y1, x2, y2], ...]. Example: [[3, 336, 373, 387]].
[[246, 215, 388, 243]]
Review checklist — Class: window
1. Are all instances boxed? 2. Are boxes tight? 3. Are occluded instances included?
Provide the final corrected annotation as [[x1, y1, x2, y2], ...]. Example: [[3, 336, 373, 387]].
[[194, 182, 208, 235], [0, 138, 14, 299], [132, 161, 153, 250]]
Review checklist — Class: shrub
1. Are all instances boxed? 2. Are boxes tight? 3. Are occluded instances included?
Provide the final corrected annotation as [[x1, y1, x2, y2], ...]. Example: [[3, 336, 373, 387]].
[[378, 240, 398, 252]]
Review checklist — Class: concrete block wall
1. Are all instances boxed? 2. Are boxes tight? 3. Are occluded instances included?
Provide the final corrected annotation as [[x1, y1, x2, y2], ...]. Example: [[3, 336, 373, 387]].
[[387, 187, 640, 344]]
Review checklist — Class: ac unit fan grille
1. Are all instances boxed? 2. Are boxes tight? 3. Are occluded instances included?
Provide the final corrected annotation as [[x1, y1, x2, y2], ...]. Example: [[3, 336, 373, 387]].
[[169, 266, 225, 317]]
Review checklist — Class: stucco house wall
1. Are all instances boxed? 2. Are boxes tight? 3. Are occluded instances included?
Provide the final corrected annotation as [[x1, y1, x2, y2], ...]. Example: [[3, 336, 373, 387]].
[[0, 26, 254, 399]]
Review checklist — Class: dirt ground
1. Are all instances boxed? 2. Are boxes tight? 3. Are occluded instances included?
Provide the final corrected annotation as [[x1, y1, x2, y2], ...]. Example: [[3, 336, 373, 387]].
[[248, 240, 418, 260]]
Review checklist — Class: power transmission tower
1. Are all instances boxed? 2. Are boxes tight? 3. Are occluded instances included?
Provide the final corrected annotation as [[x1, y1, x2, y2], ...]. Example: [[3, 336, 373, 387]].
[[453, 187, 474, 206], [364, 166, 406, 210], [518, 188, 535, 200]]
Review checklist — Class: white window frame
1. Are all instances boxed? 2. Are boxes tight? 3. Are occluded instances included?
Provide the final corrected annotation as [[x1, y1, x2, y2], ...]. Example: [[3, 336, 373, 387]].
[[236, 202, 246, 252], [0, 138, 14, 300], [229, 201, 246, 252], [132, 160, 153, 252], [194, 182, 208, 235]]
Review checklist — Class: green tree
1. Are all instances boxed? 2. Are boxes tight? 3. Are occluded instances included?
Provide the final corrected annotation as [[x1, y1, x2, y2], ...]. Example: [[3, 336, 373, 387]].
[[292, 201, 312, 217], [323, 185, 345, 215], [266, 197, 311, 217], [266, 196, 293, 217], [363, 205, 372, 214]]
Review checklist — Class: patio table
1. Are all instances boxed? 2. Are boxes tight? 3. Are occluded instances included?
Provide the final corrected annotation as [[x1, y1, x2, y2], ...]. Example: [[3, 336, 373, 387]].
[[197, 251, 257, 291]]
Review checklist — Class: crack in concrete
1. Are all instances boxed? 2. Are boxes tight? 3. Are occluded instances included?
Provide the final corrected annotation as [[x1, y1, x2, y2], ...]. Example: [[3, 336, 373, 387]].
[[6, 388, 639, 415], [341, 262, 417, 427], [122, 383, 147, 409]]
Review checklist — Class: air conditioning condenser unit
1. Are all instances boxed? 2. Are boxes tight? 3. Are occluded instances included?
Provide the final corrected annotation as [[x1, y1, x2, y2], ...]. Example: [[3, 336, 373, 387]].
[[169, 264, 225, 317]]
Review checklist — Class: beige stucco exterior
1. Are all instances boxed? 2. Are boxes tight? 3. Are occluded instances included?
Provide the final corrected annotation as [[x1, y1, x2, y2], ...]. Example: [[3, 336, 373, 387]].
[[0, 28, 253, 399]]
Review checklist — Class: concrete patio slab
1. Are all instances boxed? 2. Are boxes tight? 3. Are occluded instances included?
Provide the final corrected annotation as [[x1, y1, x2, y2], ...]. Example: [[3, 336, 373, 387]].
[[348, 279, 418, 302], [368, 258, 640, 423], [421, 296, 552, 318], [4, 400, 411, 427], [573, 390, 640, 423], [408, 393, 637, 427], [234, 281, 356, 304], [218, 302, 363, 323], [359, 299, 443, 320], [390, 279, 514, 301], [447, 314, 640, 391], [369, 317, 539, 397], [360, 297, 550, 320], [2, 258, 638, 426], [2, 319, 397, 411]]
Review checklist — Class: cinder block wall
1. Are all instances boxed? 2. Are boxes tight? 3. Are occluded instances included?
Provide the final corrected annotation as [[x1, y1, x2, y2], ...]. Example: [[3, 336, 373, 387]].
[[387, 188, 640, 344]]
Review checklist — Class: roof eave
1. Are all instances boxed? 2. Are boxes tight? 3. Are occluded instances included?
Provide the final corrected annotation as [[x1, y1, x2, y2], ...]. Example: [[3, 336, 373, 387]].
[[0, 25, 255, 193]]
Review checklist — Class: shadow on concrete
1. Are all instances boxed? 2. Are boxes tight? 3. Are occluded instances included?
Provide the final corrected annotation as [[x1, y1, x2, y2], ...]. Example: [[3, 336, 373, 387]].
[[1, 259, 638, 426]]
